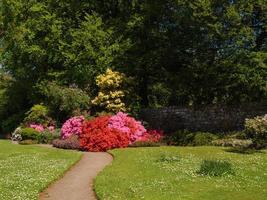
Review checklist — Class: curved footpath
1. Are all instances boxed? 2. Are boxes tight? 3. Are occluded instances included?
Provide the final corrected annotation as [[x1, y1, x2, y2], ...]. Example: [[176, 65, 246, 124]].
[[38, 145, 113, 200]]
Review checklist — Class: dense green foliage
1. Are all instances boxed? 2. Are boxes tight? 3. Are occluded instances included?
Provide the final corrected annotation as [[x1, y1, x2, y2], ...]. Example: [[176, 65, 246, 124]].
[[23, 104, 51, 125], [165, 130, 218, 146], [0, 140, 81, 200], [20, 127, 40, 140], [95, 147, 267, 200], [0, 0, 266, 133], [38, 82, 90, 120]]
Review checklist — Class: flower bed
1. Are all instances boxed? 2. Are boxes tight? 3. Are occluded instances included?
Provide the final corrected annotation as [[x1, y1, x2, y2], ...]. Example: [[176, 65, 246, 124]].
[[80, 112, 163, 151]]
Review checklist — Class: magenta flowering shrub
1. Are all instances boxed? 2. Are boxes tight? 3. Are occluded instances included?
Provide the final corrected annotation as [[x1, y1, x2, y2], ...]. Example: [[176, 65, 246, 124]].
[[61, 116, 85, 139], [30, 124, 45, 132], [108, 112, 147, 143], [29, 124, 56, 133], [48, 125, 55, 132]]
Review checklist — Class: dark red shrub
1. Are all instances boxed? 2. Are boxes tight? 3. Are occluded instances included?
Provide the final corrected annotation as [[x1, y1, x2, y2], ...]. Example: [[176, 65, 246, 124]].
[[52, 135, 80, 150], [138, 129, 163, 143], [80, 115, 130, 152]]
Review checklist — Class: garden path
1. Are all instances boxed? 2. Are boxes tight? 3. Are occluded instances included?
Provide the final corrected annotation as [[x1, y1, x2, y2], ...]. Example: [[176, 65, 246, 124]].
[[38, 145, 113, 200]]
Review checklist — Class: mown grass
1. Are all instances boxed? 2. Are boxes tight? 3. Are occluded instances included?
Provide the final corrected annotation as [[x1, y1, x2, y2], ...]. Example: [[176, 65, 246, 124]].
[[95, 146, 267, 200], [0, 140, 82, 200]]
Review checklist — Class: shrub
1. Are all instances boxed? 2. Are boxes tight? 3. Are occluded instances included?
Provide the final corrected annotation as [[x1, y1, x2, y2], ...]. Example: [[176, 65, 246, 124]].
[[20, 128, 40, 140], [37, 129, 60, 144], [61, 116, 85, 139], [165, 131, 217, 146], [197, 160, 234, 176], [212, 138, 252, 148], [137, 129, 163, 143], [23, 104, 52, 126], [29, 124, 45, 132], [226, 146, 260, 154], [245, 115, 267, 149], [80, 115, 130, 152], [53, 128, 61, 139], [40, 82, 90, 118], [11, 127, 23, 141], [129, 141, 160, 147], [52, 135, 80, 150], [80, 113, 163, 151], [108, 112, 147, 143], [225, 131, 247, 139], [165, 130, 195, 146], [92, 68, 127, 113], [192, 132, 218, 146]]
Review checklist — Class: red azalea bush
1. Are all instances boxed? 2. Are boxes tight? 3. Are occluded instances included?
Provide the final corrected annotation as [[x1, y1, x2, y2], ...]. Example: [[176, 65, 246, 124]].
[[80, 115, 130, 152], [139, 129, 163, 143], [76, 112, 164, 152]]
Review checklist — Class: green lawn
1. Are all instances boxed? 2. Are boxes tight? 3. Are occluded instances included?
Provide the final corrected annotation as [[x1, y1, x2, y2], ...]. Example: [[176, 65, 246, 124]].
[[0, 140, 82, 200], [95, 146, 267, 200]]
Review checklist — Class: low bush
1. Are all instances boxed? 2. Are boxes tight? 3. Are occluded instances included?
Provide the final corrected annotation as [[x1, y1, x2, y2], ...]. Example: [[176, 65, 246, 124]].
[[52, 135, 80, 150], [197, 159, 234, 176], [192, 132, 218, 146], [29, 124, 45, 132], [226, 146, 260, 154], [245, 115, 267, 149], [212, 138, 252, 148], [61, 116, 85, 139], [80, 113, 163, 152], [108, 112, 147, 143], [52, 128, 61, 139], [224, 131, 247, 140], [129, 141, 160, 147], [138, 130, 163, 143], [165, 130, 194, 146], [37, 129, 60, 144], [11, 127, 23, 141], [80, 115, 130, 152], [165, 130, 217, 146], [20, 128, 40, 140]]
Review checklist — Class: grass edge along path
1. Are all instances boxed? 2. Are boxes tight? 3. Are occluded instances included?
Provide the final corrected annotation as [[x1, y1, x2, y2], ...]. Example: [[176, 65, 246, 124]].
[[0, 140, 82, 200], [95, 146, 267, 200], [39, 152, 113, 200]]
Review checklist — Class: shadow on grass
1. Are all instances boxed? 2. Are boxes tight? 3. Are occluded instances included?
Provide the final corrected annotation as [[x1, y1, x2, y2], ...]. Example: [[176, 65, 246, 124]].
[[224, 147, 265, 155]]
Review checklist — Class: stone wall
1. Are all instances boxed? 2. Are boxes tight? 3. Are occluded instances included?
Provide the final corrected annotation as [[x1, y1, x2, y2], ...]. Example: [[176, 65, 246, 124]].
[[140, 104, 267, 133]]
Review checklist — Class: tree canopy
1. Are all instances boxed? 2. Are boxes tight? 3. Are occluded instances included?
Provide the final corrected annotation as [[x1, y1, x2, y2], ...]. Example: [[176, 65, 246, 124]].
[[0, 0, 266, 133]]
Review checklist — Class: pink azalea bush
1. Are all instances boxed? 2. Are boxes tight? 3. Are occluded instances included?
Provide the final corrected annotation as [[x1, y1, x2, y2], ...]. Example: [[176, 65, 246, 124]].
[[30, 124, 56, 133], [30, 124, 45, 132], [108, 112, 147, 143], [61, 116, 85, 139]]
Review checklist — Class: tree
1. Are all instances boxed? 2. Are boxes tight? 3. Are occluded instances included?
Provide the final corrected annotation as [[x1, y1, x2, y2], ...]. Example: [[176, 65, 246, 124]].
[[109, 0, 267, 106], [0, 0, 266, 124]]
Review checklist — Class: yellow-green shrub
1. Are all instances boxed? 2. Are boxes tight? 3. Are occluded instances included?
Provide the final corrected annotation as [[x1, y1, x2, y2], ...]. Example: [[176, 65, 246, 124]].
[[92, 68, 127, 113]]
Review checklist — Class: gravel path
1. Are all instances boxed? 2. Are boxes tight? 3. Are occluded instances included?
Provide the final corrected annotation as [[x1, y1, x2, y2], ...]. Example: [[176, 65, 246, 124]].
[[39, 147, 113, 200]]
